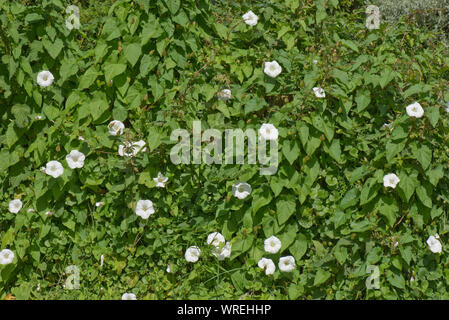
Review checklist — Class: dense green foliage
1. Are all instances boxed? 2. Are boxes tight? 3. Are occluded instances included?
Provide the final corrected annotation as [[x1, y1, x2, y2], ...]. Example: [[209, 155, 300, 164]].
[[1, 0, 449, 300]]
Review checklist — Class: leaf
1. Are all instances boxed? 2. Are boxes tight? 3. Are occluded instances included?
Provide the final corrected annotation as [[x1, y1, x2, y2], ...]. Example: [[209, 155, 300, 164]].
[[410, 143, 432, 170], [312, 114, 334, 142], [416, 183, 432, 208], [397, 173, 417, 203], [360, 177, 379, 205], [78, 66, 99, 90], [378, 196, 399, 227], [42, 38, 64, 59], [282, 139, 300, 164], [104, 63, 127, 83], [325, 139, 343, 164], [276, 195, 296, 225], [427, 165, 444, 187], [314, 269, 331, 286], [244, 97, 267, 115], [252, 185, 272, 214], [289, 233, 308, 262], [123, 43, 142, 67], [388, 273, 405, 289], [355, 89, 371, 112], [165, 0, 180, 14], [426, 107, 440, 127], [386, 139, 406, 163]]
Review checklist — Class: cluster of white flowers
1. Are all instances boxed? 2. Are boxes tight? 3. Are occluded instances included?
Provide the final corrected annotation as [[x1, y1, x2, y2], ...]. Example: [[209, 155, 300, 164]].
[[184, 232, 232, 263], [258, 236, 296, 274], [207, 232, 232, 261], [41, 150, 86, 179]]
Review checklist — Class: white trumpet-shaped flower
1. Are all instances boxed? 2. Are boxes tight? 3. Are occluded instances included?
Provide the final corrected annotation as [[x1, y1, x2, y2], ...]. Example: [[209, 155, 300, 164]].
[[0, 249, 14, 265], [279, 255, 296, 272], [383, 173, 400, 189], [232, 182, 252, 199], [242, 10, 258, 26], [427, 235, 442, 254], [259, 123, 279, 141], [9, 199, 22, 214], [135, 200, 155, 219], [258, 258, 275, 275], [185, 246, 201, 263], [108, 120, 125, 136], [264, 236, 282, 254], [264, 61, 282, 78], [153, 172, 168, 188], [66, 150, 85, 169], [37, 70, 54, 87], [406, 102, 424, 118], [45, 160, 64, 178], [313, 87, 325, 98]]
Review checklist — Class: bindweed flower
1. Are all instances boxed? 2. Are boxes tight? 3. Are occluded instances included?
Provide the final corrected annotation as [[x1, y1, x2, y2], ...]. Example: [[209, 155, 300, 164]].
[[279, 255, 296, 272], [121, 293, 137, 300], [66, 150, 85, 169], [242, 10, 258, 26], [217, 89, 232, 101], [264, 61, 282, 78], [232, 182, 252, 199], [37, 70, 54, 87], [207, 232, 225, 247], [406, 102, 424, 118], [258, 258, 275, 275], [118, 140, 146, 157], [213, 242, 232, 261], [95, 201, 105, 207], [0, 249, 14, 265], [185, 246, 201, 263], [9, 199, 22, 214], [259, 123, 279, 141], [100, 254, 104, 267], [153, 172, 168, 188], [313, 87, 325, 98], [427, 235, 442, 253], [78, 136, 85, 141], [108, 120, 125, 136], [166, 263, 172, 273], [383, 173, 400, 189], [45, 160, 64, 178], [264, 236, 282, 254], [382, 122, 393, 130], [135, 200, 155, 219], [45, 211, 53, 216]]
